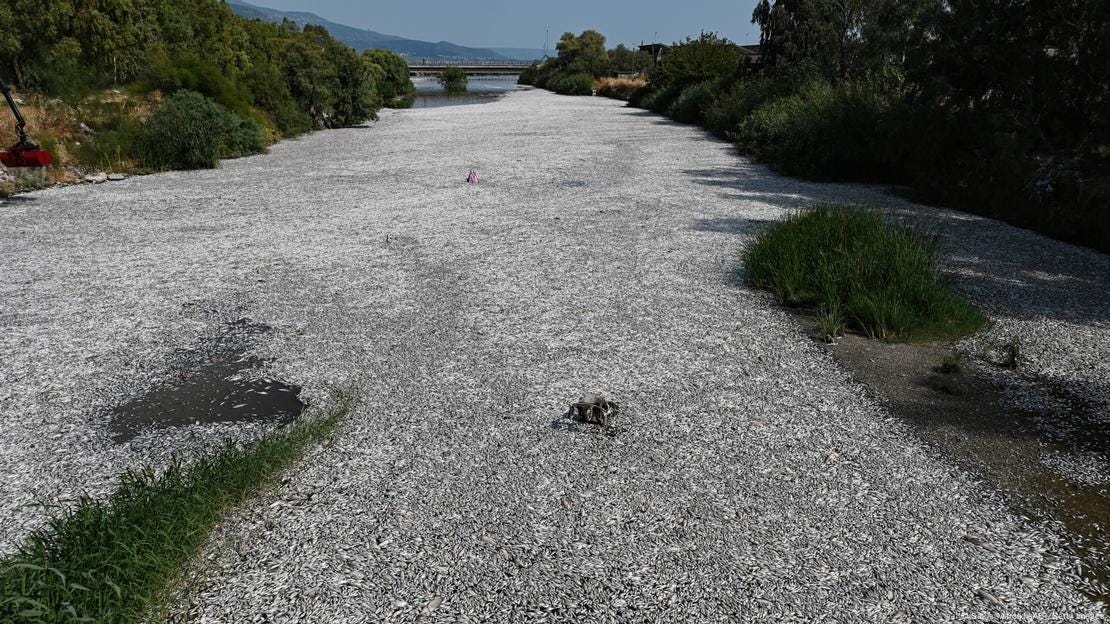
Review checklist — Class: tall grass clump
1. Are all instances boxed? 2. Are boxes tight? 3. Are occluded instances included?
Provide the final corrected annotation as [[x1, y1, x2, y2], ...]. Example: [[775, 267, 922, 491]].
[[595, 77, 646, 101], [744, 205, 987, 341], [0, 396, 353, 624], [137, 91, 264, 170]]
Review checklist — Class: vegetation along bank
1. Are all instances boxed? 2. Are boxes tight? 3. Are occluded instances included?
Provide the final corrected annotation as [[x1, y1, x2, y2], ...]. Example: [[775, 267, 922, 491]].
[[0, 0, 415, 192], [521, 2, 1110, 254]]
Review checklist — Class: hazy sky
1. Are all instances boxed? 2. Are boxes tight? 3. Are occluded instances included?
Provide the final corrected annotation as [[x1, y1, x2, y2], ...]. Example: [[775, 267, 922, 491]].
[[248, 0, 763, 49]]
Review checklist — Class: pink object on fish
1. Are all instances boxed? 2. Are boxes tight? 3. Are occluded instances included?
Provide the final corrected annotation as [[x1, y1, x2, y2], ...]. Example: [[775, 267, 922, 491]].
[[467, 169, 480, 184]]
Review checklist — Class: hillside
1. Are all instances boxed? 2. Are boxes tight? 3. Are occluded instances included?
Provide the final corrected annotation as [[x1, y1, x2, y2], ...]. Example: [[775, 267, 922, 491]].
[[228, 0, 508, 61], [489, 48, 547, 61]]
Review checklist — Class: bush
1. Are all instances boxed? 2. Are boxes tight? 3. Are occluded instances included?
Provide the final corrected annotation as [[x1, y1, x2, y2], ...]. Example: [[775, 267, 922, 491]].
[[141, 52, 254, 117], [637, 84, 684, 114], [440, 67, 467, 93], [667, 81, 714, 124], [551, 72, 595, 96], [137, 91, 264, 170], [77, 128, 139, 171], [72, 100, 146, 171], [703, 76, 784, 139], [737, 81, 891, 180], [744, 205, 987, 341], [518, 63, 542, 86], [222, 113, 266, 158], [627, 86, 655, 108]]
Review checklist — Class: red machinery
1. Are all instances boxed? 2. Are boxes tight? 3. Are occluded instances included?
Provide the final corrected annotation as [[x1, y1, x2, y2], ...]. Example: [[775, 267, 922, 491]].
[[1, 77, 52, 168]]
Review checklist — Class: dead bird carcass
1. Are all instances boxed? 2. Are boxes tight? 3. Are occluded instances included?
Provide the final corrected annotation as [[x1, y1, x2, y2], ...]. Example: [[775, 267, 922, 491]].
[[569, 392, 619, 427]]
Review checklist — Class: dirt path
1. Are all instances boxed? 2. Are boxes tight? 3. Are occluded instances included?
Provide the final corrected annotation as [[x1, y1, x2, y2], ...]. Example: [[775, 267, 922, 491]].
[[0, 90, 1102, 621]]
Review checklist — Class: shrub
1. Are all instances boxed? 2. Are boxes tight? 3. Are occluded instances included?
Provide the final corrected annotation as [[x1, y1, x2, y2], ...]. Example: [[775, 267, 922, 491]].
[[440, 67, 467, 93], [77, 128, 139, 171], [744, 205, 987, 341], [737, 81, 894, 180], [627, 86, 654, 108], [518, 63, 542, 86], [596, 77, 646, 101], [141, 52, 254, 117], [703, 76, 785, 139], [222, 113, 266, 158], [637, 84, 683, 114], [551, 72, 595, 96], [137, 91, 264, 170], [667, 81, 715, 124]]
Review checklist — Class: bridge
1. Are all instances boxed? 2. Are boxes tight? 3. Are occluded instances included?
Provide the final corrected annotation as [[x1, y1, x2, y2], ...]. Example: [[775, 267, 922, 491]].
[[409, 62, 534, 77]]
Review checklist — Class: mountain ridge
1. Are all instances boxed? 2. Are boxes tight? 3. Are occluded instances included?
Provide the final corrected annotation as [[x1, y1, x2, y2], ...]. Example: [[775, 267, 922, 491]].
[[227, 0, 517, 61]]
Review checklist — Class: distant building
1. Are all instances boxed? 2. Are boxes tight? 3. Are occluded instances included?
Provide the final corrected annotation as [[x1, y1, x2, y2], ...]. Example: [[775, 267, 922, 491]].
[[638, 43, 670, 67], [739, 44, 763, 65]]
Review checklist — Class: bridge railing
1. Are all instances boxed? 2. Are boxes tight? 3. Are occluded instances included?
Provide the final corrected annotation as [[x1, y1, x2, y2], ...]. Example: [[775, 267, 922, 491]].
[[407, 60, 535, 68]]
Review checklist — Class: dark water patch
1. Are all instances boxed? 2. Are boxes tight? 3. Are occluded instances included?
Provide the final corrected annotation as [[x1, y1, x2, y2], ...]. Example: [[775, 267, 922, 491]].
[[812, 321, 1110, 604], [411, 92, 505, 109], [409, 76, 521, 108], [109, 319, 304, 443]]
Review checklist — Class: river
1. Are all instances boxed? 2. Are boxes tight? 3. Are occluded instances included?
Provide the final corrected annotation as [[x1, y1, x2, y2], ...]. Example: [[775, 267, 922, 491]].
[[409, 74, 523, 108]]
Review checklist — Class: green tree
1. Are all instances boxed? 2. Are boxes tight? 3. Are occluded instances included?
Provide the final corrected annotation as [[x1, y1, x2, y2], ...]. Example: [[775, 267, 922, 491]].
[[753, 0, 875, 82], [650, 32, 743, 89], [556, 30, 610, 76], [320, 30, 380, 126], [280, 26, 337, 129], [363, 49, 414, 104], [608, 44, 652, 74]]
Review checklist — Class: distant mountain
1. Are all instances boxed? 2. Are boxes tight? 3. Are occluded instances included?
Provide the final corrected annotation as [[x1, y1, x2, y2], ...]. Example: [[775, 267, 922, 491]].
[[227, 1, 508, 61], [488, 48, 548, 62]]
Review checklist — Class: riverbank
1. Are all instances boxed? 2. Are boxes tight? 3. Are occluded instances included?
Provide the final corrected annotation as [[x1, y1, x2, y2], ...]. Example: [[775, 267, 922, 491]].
[[0, 90, 1105, 620]]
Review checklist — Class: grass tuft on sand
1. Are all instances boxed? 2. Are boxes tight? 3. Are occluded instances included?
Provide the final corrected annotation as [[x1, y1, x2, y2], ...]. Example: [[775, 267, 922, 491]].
[[0, 393, 354, 623], [745, 205, 987, 341]]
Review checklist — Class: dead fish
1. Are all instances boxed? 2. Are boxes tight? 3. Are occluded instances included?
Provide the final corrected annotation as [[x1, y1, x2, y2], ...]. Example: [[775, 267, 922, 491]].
[[422, 596, 443, 614], [963, 532, 988, 547], [976, 588, 1004, 606]]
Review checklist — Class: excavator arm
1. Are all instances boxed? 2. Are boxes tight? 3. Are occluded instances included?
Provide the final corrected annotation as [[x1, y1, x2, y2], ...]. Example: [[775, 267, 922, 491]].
[[0, 77, 52, 168]]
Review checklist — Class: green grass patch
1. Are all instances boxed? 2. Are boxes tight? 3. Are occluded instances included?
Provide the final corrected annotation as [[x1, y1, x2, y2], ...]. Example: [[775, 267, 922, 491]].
[[744, 205, 987, 341], [0, 393, 354, 623]]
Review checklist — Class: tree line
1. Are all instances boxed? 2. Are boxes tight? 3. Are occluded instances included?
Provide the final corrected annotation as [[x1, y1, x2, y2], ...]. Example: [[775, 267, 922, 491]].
[[519, 33, 652, 95], [0, 0, 415, 170], [523, 2, 1110, 253]]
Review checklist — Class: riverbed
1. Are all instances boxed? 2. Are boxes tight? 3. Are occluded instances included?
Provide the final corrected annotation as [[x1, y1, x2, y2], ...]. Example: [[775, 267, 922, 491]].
[[0, 89, 1105, 621]]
